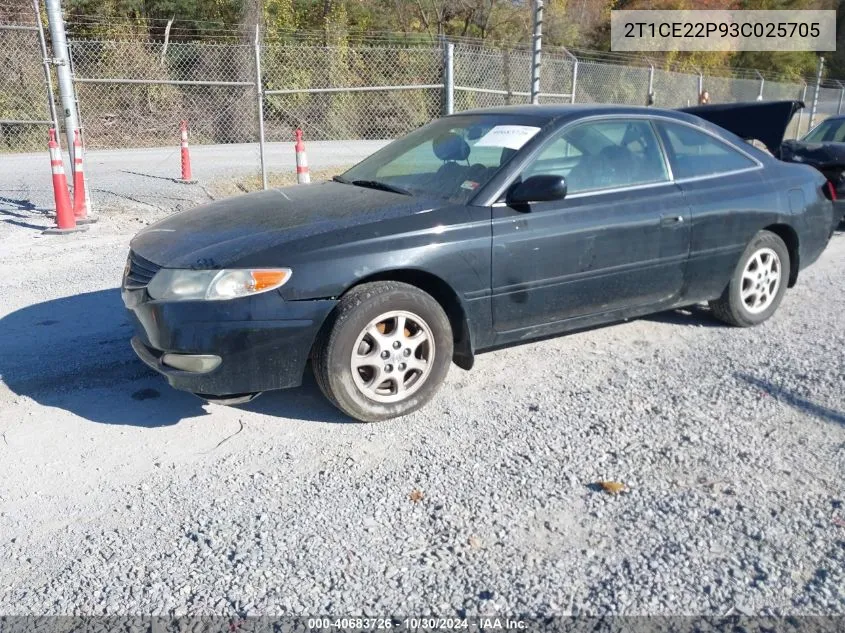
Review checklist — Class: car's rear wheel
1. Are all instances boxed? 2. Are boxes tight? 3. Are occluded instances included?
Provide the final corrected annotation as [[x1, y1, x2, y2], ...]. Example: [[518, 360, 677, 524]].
[[312, 281, 453, 422], [710, 230, 790, 327]]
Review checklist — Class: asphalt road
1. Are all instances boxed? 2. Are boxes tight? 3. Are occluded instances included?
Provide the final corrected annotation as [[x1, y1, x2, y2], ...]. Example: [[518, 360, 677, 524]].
[[0, 140, 388, 216]]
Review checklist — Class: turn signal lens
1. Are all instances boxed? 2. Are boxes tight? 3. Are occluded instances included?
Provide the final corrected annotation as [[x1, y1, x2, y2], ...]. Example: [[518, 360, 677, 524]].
[[206, 268, 292, 300], [251, 270, 290, 291]]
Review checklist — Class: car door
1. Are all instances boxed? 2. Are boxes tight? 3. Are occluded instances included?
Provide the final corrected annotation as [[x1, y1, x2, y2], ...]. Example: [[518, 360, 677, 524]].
[[654, 119, 769, 302], [491, 117, 691, 333]]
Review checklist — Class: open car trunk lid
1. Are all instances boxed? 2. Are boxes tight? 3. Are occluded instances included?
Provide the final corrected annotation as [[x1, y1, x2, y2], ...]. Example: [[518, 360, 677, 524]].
[[680, 100, 804, 155]]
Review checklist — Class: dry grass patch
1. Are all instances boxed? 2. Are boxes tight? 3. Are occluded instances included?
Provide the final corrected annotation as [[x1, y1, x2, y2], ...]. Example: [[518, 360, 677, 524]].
[[209, 166, 353, 199]]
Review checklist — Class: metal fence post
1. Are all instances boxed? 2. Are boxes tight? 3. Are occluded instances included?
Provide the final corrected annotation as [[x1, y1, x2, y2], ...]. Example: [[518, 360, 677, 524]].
[[65, 37, 93, 213], [809, 56, 824, 128], [33, 0, 59, 134], [443, 41, 454, 115], [530, 0, 543, 104], [755, 70, 765, 101], [502, 48, 512, 105], [45, 0, 79, 162], [837, 80, 844, 115], [798, 81, 808, 135], [647, 64, 654, 106], [570, 59, 578, 104], [697, 72, 703, 102], [253, 25, 267, 191]]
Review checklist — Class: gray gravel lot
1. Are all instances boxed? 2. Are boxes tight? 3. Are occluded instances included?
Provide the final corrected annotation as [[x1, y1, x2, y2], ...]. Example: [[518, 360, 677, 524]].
[[0, 186, 843, 616]]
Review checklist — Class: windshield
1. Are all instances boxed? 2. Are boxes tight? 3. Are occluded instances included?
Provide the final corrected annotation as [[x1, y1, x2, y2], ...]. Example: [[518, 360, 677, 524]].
[[803, 118, 845, 143], [338, 114, 548, 203]]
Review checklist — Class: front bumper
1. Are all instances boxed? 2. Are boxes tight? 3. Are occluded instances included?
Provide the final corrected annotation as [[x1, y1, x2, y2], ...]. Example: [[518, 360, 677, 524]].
[[123, 286, 337, 396]]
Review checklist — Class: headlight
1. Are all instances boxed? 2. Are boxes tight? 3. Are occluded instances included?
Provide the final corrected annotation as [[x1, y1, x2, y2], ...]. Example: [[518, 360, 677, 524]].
[[147, 268, 291, 301]]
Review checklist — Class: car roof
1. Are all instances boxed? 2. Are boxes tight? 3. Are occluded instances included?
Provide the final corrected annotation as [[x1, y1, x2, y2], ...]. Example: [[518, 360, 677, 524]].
[[449, 103, 793, 156], [449, 103, 703, 127]]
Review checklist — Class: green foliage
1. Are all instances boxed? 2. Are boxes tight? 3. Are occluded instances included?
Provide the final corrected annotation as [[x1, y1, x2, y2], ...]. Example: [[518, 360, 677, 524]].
[[65, 0, 244, 38], [264, 0, 295, 32]]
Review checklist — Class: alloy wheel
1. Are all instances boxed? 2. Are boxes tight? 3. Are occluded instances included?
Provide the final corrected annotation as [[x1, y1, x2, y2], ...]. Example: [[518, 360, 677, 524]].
[[741, 247, 781, 314], [350, 310, 435, 403]]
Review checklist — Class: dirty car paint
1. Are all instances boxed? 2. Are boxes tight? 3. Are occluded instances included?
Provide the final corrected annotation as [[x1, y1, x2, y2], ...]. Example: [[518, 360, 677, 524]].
[[124, 104, 835, 398]]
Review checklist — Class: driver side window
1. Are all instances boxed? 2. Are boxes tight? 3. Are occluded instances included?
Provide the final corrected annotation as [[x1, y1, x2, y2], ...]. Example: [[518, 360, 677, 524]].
[[524, 119, 670, 195]]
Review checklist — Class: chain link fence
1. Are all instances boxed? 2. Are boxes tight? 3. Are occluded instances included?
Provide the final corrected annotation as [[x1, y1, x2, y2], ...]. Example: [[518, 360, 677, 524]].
[[651, 68, 699, 108], [6, 16, 845, 174], [261, 43, 442, 143], [454, 44, 532, 109], [69, 40, 258, 149], [65, 37, 832, 155], [574, 61, 650, 106], [452, 44, 574, 110], [0, 6, 54, 153]]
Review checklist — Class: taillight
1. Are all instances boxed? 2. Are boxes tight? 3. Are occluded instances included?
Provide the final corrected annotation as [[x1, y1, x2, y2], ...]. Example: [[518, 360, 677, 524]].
[[825, 180, 837, 201]]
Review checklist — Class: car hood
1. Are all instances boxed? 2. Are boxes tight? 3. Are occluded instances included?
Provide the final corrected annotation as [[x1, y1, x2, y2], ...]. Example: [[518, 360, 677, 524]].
[[680, 100, 804, 155], [130, 182, 440, 269]]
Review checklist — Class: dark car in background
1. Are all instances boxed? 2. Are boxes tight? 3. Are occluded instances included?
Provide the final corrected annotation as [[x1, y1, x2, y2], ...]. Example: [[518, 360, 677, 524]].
[[780, 115, 845, 222], [123, 104, 836, 422], [684, 100, 845, 224]]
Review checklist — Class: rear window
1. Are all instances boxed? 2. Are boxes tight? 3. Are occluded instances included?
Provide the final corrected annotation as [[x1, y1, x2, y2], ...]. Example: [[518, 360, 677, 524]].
[[658, 121, 757, 180]]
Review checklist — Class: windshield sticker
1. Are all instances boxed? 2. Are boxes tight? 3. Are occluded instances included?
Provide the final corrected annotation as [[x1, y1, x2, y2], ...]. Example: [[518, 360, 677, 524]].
[[461, 180, 480, 190], [474, 125, 540, 150]]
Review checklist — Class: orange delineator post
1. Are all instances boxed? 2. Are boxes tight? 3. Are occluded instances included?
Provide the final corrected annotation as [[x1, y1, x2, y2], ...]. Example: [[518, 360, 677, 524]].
[[72, 129, 95, 223], [43, 128, 87, 235], [295, 128, 310, 184], [179, 120, 197, 184]]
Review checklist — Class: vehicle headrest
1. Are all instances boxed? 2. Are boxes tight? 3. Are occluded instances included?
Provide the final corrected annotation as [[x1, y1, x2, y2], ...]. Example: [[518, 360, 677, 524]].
[[466, 125, 486, 140], [599, 145, 633, 162], [433, 133, 470, 161]]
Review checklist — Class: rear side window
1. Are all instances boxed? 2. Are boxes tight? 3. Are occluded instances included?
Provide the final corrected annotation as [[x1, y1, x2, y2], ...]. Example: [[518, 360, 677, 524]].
[[658, 121, 757, 180]]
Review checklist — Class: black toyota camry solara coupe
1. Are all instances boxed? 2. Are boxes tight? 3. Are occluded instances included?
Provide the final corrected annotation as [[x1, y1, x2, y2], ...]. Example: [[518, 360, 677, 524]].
[[123, 103, 837, 422]]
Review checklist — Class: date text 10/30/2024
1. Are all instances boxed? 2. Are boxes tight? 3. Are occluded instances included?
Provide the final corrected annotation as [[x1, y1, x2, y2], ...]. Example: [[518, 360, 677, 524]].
[[307, 618, 528, 630]]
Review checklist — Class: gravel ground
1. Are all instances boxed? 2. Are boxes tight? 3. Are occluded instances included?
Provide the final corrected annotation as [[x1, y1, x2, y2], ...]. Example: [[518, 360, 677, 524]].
[[0, 193, 843, 617]]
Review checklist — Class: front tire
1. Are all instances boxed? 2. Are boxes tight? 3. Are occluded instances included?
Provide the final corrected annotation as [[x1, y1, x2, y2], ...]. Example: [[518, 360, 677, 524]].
[[312, 281, 453, 422], [709, 230, 790, 327]]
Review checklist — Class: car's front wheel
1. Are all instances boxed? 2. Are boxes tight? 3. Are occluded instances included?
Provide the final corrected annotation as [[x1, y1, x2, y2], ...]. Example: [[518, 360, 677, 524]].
[[710, 230, 790, 327], [312, 281, 453, 422]]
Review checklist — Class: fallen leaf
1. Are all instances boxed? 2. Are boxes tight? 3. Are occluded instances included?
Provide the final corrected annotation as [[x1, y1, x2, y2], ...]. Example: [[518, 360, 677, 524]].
[[409, 489, 424, 503], [468, 535, 483, 549], [597, 481, 627, 495]]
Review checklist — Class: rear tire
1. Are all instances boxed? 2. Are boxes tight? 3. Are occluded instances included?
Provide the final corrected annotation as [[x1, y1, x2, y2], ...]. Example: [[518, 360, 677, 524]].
[[312, 281, 453, 422], [709, 230, 790, 327]]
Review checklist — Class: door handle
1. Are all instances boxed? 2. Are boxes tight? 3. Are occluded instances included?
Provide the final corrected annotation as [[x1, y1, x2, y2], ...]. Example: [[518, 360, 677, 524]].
[[660, 215, 685, 226]]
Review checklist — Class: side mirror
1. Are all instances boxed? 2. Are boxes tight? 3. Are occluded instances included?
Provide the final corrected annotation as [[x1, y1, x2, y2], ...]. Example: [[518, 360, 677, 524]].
[[507, 175, 567, 205]]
